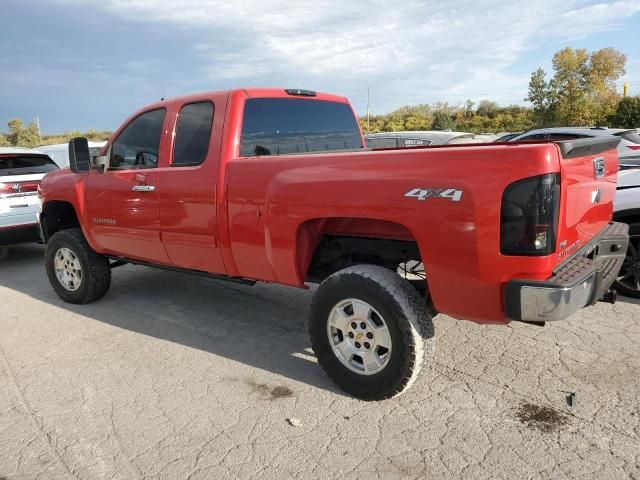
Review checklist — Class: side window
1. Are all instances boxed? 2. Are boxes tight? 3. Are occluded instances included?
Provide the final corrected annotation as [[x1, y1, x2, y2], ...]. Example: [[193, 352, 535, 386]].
[[110, 108, 166, 170], [173, 101, 214, 166], [366, 137, 399, 148], [518, 133, 548, 141], [547, 133, 586, 141]]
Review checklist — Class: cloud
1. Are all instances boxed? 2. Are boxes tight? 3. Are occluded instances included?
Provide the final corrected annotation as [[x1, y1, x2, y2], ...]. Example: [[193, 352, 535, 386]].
[[34, 0, 640, 114]]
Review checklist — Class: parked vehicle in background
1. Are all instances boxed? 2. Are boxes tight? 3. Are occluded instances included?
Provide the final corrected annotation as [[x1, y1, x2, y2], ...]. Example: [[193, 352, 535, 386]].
[[494, 132, 523, 142], [509, 128, 640, 169], [37, 141, 107, 168], [365, 131, 495, 148], [0, 148, 59, 258], [38, 88, 627, 400], [613, 168, 640, 298]]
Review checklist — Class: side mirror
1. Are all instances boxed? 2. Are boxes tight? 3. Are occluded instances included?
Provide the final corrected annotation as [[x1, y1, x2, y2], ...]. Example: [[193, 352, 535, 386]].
[[68, 137, 92, 173]]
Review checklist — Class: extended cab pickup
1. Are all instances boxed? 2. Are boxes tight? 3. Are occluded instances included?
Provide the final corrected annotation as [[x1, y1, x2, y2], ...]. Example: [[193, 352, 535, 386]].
[[38, 88, 629, 400]]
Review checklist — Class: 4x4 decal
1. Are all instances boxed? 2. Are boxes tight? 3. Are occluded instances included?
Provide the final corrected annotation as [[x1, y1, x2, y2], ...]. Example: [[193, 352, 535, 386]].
[[404, 188, 463, 202]]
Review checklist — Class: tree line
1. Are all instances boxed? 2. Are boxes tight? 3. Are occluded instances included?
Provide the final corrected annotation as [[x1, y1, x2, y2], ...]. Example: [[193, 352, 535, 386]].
[[0, 119, 112, 148], [1, 47, 639, 147], [360, 47, 639, 134]]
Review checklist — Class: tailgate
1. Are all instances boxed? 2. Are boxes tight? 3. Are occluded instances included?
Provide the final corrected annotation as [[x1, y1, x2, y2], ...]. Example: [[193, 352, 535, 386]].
[[555, 137, 621, 264]]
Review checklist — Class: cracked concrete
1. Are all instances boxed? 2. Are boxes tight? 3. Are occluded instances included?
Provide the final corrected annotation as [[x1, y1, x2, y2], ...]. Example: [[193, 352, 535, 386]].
[[0, 244, 639, 479]]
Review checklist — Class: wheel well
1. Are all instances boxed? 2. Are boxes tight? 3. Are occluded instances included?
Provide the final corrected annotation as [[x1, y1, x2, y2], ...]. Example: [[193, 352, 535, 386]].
[[41, 201, 80, 242], [305, 234, 424, 288]]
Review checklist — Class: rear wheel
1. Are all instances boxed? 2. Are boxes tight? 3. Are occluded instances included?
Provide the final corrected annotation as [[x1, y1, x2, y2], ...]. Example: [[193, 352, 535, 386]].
[[614, 223, 640, 298], [45, 228, 111, 304], [309, 264, 434, 400]]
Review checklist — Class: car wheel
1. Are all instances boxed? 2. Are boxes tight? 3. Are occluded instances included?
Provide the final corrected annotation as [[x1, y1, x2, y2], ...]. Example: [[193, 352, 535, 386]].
[[45, 228, 111, 304], [614, 223, 640, 299], [0, 247, 8, 261], [308, 264, 434, 400]]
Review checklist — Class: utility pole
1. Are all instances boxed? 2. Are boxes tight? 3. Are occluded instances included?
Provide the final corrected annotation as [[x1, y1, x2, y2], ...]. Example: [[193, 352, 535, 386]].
[[366, 87, 370, 132], [623, 82, 629, 97], [35, 115, 42, 142]]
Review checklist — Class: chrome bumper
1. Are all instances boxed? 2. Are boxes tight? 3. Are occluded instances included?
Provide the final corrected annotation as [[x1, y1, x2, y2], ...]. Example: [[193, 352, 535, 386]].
[[504, 222, 628, 322]]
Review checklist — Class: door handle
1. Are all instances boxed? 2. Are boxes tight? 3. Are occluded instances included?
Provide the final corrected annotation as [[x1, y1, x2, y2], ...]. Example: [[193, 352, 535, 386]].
[[132, 185, 156, 192]]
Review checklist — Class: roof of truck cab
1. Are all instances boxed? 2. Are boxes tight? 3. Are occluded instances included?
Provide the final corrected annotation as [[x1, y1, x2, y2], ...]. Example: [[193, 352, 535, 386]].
[[145, 88, 350, 110]]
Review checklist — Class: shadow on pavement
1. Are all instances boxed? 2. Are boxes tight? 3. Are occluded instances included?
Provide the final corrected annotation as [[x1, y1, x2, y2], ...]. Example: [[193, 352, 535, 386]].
[[0, 244, 347, 397], [617, 294, 640, 306]]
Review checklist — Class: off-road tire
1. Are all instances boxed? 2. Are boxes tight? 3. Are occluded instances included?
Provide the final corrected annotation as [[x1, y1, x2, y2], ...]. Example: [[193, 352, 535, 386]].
[[309, 264, 435, 400], [614, 222, 640, 299], [45, 228, 111, 304]]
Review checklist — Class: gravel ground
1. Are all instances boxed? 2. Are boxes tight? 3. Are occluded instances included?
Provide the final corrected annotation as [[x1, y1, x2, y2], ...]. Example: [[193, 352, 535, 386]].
[[1, 244, 639, 479]]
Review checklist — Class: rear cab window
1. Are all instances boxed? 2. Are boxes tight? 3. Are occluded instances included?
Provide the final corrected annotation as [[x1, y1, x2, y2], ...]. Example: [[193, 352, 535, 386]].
[[0, 155, 59, 176], [240, 98, 362, 157], [172, 101, 214, 166]]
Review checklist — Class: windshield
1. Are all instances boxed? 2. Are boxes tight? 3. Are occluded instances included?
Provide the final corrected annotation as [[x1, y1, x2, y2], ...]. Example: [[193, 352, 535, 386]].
[[0, 154, 59, 176], [240, 98, 362, 157]]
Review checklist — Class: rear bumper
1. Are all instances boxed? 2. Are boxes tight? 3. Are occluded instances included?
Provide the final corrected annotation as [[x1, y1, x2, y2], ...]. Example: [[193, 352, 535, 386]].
[[504, 222, 629, 322], [0, 222, 40, 246]]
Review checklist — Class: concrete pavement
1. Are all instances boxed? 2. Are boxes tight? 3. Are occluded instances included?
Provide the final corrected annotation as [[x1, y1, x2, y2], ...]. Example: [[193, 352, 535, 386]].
[[1, 244, 639, 479]]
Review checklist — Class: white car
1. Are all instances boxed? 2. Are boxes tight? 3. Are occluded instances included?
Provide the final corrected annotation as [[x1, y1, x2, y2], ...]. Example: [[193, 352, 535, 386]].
[[365, 131, 496, 148], [0, 147, 59, 258], [613, 168, 640, 297], [36, 141, 106, 168]]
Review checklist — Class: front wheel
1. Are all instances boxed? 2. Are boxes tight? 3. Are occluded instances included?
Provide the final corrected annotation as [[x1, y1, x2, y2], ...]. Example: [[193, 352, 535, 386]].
[[45, 228, 111, 304], [614, 222, 640, 298], [308, 265, 434, 400]]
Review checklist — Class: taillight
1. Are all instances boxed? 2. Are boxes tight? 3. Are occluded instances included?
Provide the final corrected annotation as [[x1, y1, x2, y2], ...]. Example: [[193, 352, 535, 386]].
[[627, 145, 640, 151], [0, 181, 40, 198], [500, 173, 560, 256]]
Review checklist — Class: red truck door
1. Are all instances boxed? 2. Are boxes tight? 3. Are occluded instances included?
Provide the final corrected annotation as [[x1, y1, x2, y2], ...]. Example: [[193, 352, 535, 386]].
[[156, 96, 227, 274], [86, 108, 171, 264]]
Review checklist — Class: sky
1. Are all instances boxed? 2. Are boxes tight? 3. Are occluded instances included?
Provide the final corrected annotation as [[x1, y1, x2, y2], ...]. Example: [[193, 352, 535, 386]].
[[1, 0, 639, 133]]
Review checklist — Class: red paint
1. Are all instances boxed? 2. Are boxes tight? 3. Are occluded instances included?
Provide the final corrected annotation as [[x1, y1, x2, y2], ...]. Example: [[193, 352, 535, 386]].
[[39, 88, 619, 324]]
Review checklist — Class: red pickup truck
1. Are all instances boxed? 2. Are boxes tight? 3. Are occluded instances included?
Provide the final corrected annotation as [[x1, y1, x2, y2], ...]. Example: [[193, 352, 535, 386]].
[[38, 88, 628, 400]]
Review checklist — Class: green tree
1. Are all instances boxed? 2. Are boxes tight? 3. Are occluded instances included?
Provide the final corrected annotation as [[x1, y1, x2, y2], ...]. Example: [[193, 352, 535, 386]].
[[551, 47, 591, 125], [7, 119, 24, 145], [526, 68, 556, 126], [610, 96, 640, 128], [0, 133, 9, 147], [587, 48, 626, 124], [432, 110, 455, 131], [476, 100, 499, 118], [6, 119, 41, 147], [526, 47, 626, 126]]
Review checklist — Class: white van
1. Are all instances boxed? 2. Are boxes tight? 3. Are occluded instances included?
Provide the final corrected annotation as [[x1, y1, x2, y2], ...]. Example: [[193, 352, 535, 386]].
[[36, 141, 107, 168]]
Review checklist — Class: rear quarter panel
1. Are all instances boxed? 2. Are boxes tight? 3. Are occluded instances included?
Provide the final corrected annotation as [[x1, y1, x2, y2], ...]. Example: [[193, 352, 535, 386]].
[[225, 143, 564, 324]]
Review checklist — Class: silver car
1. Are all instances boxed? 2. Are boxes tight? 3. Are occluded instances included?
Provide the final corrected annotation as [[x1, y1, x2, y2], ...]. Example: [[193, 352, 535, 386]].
[[509, 127, 640, 169], [365, 131, 495, 149]]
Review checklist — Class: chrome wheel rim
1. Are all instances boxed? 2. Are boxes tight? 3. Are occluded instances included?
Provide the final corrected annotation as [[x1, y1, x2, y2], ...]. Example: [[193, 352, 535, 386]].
[[617, 234, 640, 292], [327, 298, 392, 376], [54, 247, 82, 292]]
